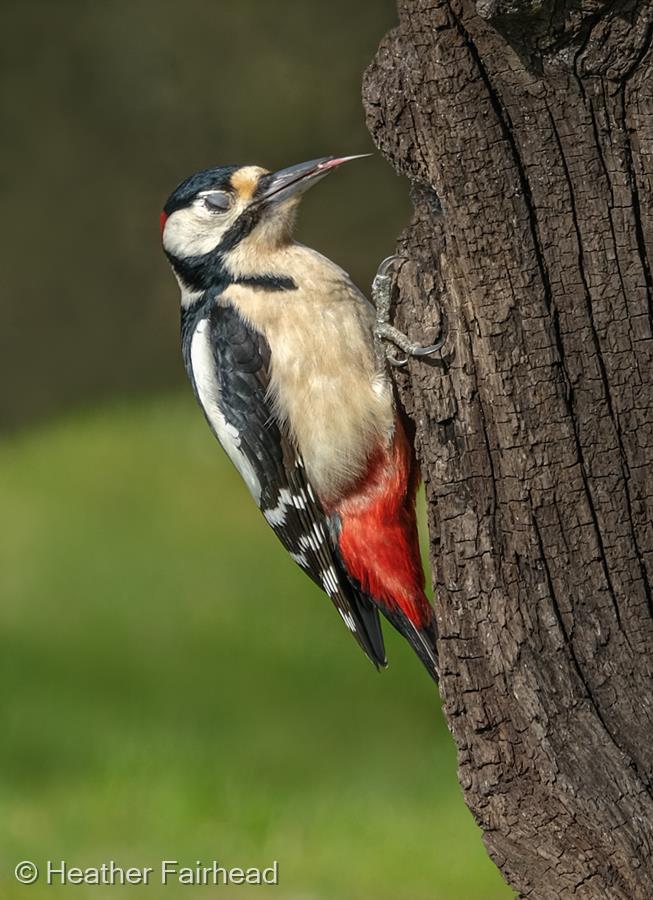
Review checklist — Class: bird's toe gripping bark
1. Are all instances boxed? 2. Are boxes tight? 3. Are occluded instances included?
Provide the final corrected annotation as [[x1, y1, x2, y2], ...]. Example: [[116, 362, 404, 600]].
[[372, 255, 446, 368]]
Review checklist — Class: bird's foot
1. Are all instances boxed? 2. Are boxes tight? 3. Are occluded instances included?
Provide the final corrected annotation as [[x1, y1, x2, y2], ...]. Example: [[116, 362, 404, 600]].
[[372, 255, 446, 368]]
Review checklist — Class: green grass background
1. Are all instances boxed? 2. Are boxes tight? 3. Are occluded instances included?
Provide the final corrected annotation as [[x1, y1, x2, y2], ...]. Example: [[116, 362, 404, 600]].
[[0, 395, 512, 899]]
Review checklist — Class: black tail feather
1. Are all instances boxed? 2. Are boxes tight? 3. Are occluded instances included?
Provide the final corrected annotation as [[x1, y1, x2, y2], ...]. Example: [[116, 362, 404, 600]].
[[381, 606, 439, 684], [333, 541, 437, 681], [347, 589, 387, 670]]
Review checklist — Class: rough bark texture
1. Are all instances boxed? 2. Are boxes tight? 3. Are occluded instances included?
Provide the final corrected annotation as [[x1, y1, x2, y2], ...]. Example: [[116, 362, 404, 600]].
[[363, 1, 653, 897]]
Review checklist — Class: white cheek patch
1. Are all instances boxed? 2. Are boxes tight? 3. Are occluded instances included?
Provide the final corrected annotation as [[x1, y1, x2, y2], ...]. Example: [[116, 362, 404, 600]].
[[190, 319, 262, 504], [163, 204, 240, 258]]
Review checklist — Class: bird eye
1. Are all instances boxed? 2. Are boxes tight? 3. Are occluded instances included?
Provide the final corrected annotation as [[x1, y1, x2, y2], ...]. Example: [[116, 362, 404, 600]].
[[202, 191, 231, 212]]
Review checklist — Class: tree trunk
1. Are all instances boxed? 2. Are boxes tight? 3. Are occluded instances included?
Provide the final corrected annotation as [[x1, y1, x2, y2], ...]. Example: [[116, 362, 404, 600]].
[[363, 1, 653, 897]]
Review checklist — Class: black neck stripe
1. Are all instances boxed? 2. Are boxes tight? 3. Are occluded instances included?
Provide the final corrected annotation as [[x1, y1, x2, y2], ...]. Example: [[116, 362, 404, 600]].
[[166, 249, 297, 294]]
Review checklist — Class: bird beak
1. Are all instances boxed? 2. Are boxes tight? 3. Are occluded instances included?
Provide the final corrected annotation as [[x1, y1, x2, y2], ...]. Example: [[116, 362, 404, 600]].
[[256, 155, 371, 205]]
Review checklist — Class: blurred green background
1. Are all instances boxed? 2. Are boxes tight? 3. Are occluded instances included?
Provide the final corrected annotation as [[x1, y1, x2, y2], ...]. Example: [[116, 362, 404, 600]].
[[1, 2, 511, 898]]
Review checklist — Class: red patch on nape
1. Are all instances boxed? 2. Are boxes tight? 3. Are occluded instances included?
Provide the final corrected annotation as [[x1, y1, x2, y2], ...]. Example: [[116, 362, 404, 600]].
[[159, 210, 168, 238]]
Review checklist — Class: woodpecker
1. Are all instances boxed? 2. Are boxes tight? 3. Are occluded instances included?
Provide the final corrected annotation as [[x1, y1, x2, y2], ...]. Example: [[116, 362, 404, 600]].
[[161, 155, 442, 681]]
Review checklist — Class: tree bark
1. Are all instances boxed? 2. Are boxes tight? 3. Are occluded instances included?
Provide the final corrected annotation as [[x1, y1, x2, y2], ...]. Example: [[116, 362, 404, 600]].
[[363, 1, 653, 897]]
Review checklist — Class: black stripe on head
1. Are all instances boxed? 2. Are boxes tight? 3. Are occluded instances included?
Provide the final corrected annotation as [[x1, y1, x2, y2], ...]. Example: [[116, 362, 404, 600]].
[[215, 202, 265, 253], [163, 165, 239, 215]]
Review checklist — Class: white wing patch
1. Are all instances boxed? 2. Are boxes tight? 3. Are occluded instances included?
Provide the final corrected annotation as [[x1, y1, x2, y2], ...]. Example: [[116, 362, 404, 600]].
[[263, 487, 292, 525], [338, 608, 357, 632], [190, 319, 262, 504], [321, 565, 340, 597], [291, 491, 307, 509], [299, 532, 321, 553], [290, 550, 309, 568]]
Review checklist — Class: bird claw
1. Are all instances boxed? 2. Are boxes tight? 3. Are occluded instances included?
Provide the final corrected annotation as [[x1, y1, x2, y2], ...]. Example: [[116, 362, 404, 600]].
[[373, 254, 401, 282], [372, 255, 446, 367]]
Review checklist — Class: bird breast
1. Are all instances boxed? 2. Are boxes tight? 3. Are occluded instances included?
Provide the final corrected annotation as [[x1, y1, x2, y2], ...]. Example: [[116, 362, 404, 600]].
[[222, 246, 395, 503]]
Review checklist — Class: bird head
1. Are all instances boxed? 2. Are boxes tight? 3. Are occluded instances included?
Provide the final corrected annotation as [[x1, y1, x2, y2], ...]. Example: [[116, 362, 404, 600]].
[[161, 155, 369, 291]]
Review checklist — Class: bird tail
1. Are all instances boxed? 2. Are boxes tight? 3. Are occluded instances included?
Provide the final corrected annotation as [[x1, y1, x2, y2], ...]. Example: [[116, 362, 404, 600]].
[[333, 416, 439, 680], [380, 605, 439, 683]]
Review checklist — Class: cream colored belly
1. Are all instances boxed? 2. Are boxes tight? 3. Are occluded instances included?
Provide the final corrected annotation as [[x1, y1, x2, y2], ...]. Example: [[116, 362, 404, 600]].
[[223, 279, 395, 501], [268, 313, 394, 500]]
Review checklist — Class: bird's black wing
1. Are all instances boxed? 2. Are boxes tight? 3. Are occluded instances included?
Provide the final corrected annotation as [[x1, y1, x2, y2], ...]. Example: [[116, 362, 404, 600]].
[[187, 297, 386, 669]]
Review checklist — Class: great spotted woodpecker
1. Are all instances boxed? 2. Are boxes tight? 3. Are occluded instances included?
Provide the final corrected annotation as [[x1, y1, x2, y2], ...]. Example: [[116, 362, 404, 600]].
[[161, 156, 442, 681]]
